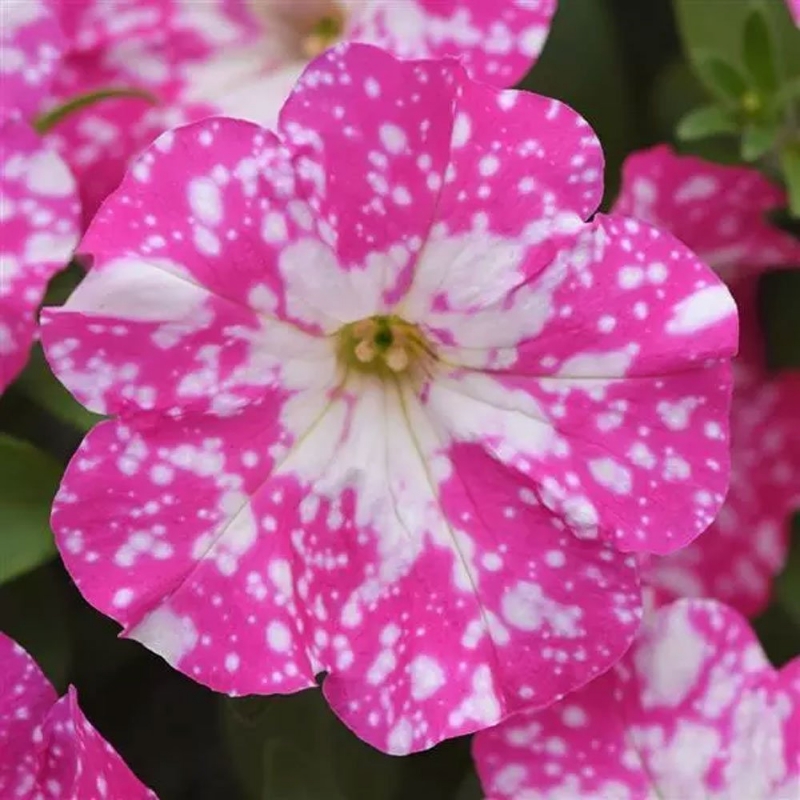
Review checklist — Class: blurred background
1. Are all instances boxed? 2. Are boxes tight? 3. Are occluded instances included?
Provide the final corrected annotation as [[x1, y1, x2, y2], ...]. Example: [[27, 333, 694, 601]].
[[2, 0, 799, 797]]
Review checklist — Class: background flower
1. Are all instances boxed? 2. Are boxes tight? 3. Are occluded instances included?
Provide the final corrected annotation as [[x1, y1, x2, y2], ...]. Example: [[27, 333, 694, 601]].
[[42, 44, 736, 754], [0, 632, 156, 798], [0, 0, 80, 392], [613, 145, 800, 616], [473, 598, 800, 799], [788, 0, 800, 26], [50, 0, 558, 222]]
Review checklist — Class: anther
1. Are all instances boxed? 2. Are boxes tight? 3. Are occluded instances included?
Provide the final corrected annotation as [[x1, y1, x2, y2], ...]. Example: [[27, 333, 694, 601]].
[[384, 346, 410, 373]]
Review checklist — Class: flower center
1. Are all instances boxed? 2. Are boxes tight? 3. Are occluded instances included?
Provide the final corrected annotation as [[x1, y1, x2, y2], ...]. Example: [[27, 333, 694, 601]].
[[337, 315, 436, 378], [300, 4, 346, 58], [249, 2, 347, 60]]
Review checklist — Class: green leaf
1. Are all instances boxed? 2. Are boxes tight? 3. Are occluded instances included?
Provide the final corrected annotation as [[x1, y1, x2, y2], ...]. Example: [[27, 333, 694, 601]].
[[650, 59, 710, 139], [676, 104, 739, 141], [0, 435, 62, 585], [773, 75, 800, 110], [696, 56, 749, 103], [15, 345, 103, 433], [780, 142, 800, 217], [743, 6, 778, 93], [34, 87, 159, 134], [674, 0, 750, 67], [740, 122, 777, 161], [673, 0, 800, 82]]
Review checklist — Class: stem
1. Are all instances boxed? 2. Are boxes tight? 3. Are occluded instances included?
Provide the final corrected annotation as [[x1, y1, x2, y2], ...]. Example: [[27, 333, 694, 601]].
[[33, 87, 159, 134]]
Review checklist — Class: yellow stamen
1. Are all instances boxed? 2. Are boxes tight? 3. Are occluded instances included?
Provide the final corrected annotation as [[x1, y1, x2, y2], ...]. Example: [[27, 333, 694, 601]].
[[337, 314, 436, 379], [301, 7, 345, 59], [384, 345, 410, 373], [354, 339, 377, 364]]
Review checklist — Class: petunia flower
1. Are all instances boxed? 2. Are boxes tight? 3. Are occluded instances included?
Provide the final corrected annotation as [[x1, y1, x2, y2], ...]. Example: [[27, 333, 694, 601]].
[[170, 0, 560, 122], [788, 0, 800, 25], [473, 598, 800, 799], [42, 44, 737, 754], [0, 0, 80, 392], [613, 145, 800, 617], [50, 0, 558, 219], [0, 632, 156, 798]]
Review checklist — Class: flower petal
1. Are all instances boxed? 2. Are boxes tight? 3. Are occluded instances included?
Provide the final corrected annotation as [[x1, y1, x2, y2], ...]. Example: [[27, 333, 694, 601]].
[[0, 633, 58, 795], [1, 0, 64, 117], [51, 0, 251, 222], [34, 689, 156, 799], [0, 634, 154, 798], [347, 0, 557, 85], [280, 43, 460, 269], [280, 42, 602, 293], [613, 147, 800, 611], [0, 115, 79, 392], [41, 249, 333, 417], [474, 599, 800, 799], [433, 70, 604, 227], [643, 278, 800, 615], [52, 378, 640, 755], [614, 145, 800, 280], [52, 411, 321, 697], [420, 215, 737, 554]]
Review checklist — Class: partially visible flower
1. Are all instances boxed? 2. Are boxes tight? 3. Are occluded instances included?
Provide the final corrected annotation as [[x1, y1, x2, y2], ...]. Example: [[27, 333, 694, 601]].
[[50, 0, 233, 223], [614, 145, 800, 616], [174, 0, 560, 120], [614, 145, 800, 284], [788, 0, 800, 25], [43, 45, 736, 754], [51, 0, 558, 219], [0, 0, 80, 392], [473, 598, 800, 799], [0, 632, 156, 798]]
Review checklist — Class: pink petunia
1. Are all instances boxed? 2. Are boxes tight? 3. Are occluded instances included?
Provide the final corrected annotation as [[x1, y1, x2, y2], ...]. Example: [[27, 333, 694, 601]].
[[0, 0, 80, 392], [42, 45, 737, 754], [473, 598, 800, 799], [788, 0, 800, 25], [170, 0, 560, 121], [0, 632, 156, 798], [51, 0, 558, 220], [613, 145, 800, 616]]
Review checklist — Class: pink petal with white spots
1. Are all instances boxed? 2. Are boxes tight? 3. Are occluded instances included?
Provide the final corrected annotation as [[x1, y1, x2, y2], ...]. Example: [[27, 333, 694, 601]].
[[0, 114, 79, 392], [0, 633, 155, 799], [43, 45, 735, 754], [345, 0, 556, 85], [159, 0, 559, 135], [614, 145, 800, 282], [51, 0, 557, 219], [0, 633, 57, 792], [50, 0, 248, 222], [416, 212, 737, 555], [643, 279, 800, 616], [613, 146, 800, 614], [474, 599, 800, 800], [0, 0, 64, 117]]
